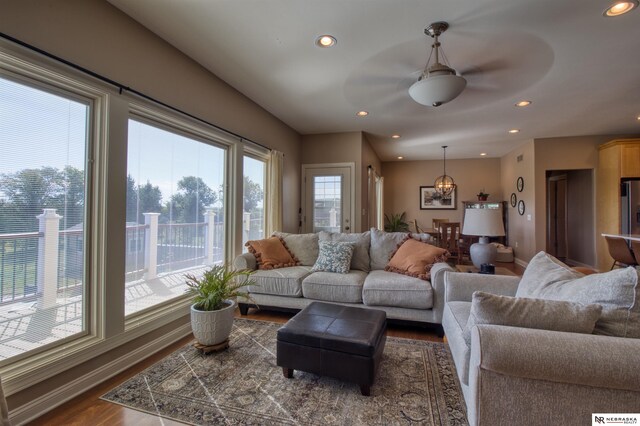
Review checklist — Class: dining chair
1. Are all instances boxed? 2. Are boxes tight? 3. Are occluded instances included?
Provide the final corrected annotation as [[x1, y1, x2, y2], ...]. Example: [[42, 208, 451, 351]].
[[432, 218, 449, 246], [440, 222, 462, 264], [604, 236, 638, 270], [413, 219, 423, 234]]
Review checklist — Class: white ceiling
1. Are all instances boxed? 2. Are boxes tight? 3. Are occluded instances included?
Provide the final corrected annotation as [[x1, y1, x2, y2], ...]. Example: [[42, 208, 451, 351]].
[[107, 0, 640, 161]]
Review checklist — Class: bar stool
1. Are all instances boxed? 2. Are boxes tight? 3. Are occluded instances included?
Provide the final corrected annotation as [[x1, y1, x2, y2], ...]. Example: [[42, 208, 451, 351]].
[[604, 236, 638, 270]]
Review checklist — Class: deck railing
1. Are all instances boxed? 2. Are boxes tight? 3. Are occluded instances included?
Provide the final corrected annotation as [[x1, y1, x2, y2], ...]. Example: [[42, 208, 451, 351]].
[[0, 231, 39, 303], [0, 207, 234, 304]]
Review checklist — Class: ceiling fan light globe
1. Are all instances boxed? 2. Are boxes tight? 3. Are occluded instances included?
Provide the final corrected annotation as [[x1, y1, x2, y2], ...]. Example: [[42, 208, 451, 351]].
[[409, 74, 467, 106]]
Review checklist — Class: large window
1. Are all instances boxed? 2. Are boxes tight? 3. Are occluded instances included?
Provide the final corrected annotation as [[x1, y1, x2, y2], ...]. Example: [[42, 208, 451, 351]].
[[125, 118, 226, 315], [242, 155, 266, 247], [0, 75, 89, 361]]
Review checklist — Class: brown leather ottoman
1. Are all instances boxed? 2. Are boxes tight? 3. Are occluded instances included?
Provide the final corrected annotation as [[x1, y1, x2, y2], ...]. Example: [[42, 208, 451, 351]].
[[276, 302, 387, 396]]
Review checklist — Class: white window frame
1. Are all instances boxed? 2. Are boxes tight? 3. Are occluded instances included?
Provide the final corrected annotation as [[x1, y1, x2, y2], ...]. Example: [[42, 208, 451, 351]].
[[123, 101, 238, 327], [0, 38, 248, 401], [0, 42, 109, 393]]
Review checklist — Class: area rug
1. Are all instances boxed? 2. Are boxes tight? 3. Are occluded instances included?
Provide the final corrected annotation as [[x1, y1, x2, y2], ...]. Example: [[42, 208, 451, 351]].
[[102, 318, 468, 425]]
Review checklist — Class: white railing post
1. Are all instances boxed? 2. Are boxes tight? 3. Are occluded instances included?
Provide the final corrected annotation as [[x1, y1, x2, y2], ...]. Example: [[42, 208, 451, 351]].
[[204, 206, 216, 265], [37, 208, 61, 308], [144, 213, 160, 279], [243, 211, 251, 243]]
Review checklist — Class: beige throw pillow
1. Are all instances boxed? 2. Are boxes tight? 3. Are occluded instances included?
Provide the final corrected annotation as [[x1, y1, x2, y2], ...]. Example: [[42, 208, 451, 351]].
[[516, 251, 640, 338], [463, 291, 603, 346]]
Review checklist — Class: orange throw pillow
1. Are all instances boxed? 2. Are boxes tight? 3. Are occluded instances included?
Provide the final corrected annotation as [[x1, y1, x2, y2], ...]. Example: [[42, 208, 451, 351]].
[[245, 236, 299, 270], [385, 237, 449, 280]]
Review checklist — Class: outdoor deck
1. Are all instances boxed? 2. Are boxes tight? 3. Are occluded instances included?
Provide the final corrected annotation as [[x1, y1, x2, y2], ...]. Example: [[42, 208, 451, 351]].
[[0, 265, 207, 361]]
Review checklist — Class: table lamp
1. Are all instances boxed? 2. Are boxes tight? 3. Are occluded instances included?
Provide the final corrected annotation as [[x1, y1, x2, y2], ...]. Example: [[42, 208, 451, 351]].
[[462, 208, 506, 269]]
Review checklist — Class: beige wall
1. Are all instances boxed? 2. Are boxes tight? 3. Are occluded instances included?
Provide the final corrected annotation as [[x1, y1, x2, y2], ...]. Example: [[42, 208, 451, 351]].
[[382, 158, 502, 230], [1, 0, 302, 233], [566, 169, 595, 266], [301, 132, 366, 231], [533, 136, 603, 258], [500, 141, 536, 263], [501, 134, 638, 267]]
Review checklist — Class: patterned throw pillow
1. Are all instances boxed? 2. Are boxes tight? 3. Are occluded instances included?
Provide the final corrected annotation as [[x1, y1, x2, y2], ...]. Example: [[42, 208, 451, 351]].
[[312, 241, 355, 274], [245, 236, 299, 270], [385, 237, 449, 280]]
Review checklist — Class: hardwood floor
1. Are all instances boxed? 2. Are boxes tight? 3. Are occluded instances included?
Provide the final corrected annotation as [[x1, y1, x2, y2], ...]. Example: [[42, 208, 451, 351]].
[[28, 262, 524, 425]]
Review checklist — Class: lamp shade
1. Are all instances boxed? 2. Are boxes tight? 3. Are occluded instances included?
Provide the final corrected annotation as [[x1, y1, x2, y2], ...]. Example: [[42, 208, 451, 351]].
[[408, 74, 467, 106], [462, 208, 505, 237]]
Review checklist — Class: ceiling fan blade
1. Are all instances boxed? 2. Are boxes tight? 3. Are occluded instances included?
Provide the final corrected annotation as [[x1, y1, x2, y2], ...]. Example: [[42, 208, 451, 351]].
[[459, 59, 510, 77]]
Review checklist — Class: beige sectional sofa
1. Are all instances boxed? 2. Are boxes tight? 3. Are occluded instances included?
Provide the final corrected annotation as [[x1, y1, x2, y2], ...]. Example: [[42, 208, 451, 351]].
[[442, 252, 640, 425], [233, 228, 456, 333]]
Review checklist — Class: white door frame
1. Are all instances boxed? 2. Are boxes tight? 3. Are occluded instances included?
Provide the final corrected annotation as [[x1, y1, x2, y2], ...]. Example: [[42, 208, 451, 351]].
[[301, 162, 356, 233]]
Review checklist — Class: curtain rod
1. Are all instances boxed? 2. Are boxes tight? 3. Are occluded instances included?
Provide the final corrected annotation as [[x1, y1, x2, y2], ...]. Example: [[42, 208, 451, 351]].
[[0, 32, 273, 153]]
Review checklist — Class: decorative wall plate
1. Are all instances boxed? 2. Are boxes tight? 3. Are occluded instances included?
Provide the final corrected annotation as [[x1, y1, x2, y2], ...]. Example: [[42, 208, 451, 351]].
[[517, 176, 524, 192], [510, 193, 517, 207], [518, 199, 525, 215]]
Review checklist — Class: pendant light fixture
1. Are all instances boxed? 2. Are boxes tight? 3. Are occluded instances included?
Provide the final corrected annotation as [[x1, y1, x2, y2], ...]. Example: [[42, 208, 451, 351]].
[[409, 22, 467, 107], [434, 146, 456, 196]]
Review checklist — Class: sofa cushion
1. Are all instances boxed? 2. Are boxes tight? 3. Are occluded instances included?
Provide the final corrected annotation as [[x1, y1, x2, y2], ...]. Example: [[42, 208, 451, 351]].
[[319, 231, 371, 272], [362, 270, 433, 309], [463, 291, 603, 346], [442, 301, 472, 385], [245, 236, 298, 270], [516, 251, 640, 338], [247, 266, 312, 297], [385, 237, 449, 280], [312, 241, 355, 274], [302, 270, 367, 303], [273, 232, 319, 266]]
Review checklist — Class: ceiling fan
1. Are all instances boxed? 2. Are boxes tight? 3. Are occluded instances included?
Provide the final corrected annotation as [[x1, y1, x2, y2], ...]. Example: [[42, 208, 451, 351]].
[[408, 21, 467, 107]]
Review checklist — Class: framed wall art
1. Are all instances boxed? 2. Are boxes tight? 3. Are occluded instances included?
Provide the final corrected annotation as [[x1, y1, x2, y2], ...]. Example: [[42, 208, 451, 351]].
[[420, 186, 457, 210], [517, 176, 524, 192], [510, 193, 517, 207]]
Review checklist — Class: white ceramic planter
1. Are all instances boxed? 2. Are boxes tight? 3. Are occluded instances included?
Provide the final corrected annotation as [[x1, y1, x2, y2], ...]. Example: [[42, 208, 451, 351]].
[[190, 299, 236, 346]]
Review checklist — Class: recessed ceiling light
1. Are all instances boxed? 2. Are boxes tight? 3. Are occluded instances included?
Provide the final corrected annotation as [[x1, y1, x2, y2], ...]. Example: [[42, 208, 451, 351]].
[[509, 129, 520, 134], [315, 35, 337, 48], [604, 0, 638, 16], [397, 156, 404, 160], [356, 110, 369, 117], [637, 115, 640, 121], [480, 152, 487, 156], [391, 134, 401, 139], [515, 100, 531, 107]]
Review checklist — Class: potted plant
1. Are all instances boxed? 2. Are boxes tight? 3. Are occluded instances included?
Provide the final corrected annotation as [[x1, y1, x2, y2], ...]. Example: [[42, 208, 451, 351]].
[[477, 190, 489, 201], [185, 264, 254, 346], [384, 212, 410, 232]]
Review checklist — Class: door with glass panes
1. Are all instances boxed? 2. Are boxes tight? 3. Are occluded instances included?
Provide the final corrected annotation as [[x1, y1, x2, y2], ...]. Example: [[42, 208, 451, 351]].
[[302, 165, 353, 233]]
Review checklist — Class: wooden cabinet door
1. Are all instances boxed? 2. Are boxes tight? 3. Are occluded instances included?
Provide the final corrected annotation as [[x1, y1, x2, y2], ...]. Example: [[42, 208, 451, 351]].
[[621, 144, 640, 178]]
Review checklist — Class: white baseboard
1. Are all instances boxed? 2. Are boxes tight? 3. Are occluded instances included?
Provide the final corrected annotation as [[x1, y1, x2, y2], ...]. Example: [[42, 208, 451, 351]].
[[9, 323, 192, 425]]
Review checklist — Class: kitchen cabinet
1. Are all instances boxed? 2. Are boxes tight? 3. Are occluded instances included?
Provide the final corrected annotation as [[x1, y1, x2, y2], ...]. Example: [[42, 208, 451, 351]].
[[596, 139, 640, 271]]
